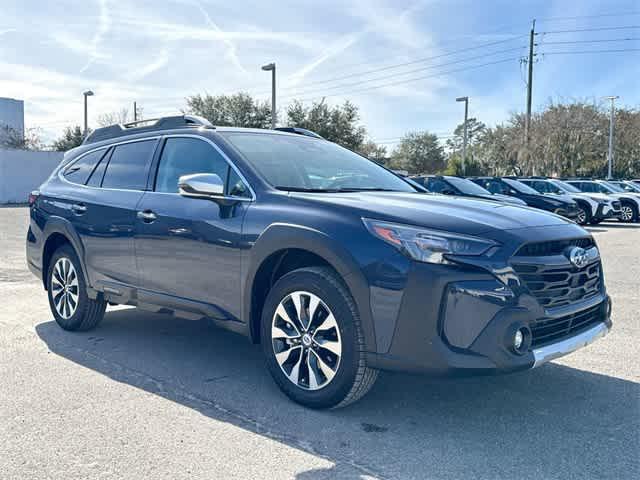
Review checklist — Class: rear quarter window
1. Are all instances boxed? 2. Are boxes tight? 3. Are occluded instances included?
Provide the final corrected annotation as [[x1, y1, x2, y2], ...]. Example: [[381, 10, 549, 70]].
[[102, 140, 157, 190], [63, 149, 107, 185]]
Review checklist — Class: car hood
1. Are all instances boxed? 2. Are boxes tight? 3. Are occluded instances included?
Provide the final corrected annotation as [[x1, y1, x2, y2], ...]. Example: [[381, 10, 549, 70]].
[[290, 191, 572, 236], [474, 193, 527, 206], [573, 192, 609, 202]]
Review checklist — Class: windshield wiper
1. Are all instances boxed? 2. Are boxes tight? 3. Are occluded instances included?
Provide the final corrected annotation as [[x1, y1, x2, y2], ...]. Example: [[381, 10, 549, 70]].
[[275, 186, 401, 193], [275, 186, 344, 193]]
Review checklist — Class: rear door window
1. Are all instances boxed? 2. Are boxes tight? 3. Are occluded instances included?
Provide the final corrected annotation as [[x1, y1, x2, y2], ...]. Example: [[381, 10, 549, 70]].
[[63, 149, 107, 185], [102, 140, 157, 190]]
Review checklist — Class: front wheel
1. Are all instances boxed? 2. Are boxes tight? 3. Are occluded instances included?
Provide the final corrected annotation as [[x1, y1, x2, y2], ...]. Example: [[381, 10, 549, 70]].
[[619, 202, 638, 223], [47, 245, 106, 331], [575, 205, 590, 225], [261, 267, 378, 409]]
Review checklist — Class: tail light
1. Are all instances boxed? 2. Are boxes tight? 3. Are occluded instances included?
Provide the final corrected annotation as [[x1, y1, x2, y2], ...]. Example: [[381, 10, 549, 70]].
[[28, 190, 40, 207]]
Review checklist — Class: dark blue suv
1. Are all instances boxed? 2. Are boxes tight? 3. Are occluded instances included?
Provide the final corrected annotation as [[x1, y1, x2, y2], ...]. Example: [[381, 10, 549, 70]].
[[27, 116, 611, 408]]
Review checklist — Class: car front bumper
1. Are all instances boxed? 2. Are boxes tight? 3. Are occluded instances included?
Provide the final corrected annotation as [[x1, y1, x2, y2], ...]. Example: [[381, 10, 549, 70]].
[[594, 203, 622, 220], [367, 261, 612, 375]]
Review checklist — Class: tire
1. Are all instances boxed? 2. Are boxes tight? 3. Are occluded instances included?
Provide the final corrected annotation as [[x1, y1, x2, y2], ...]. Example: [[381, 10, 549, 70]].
[[261, 266, 378, 409], [575, 204, 591, 226], [46, 244, 106, 331], [619, 202, 638, 223]]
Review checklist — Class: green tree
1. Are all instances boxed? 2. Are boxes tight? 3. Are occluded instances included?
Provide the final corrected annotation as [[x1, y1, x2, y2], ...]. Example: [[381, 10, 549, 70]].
[[185, 92, 272, 128], [286, 100, 366, 151], [358, 140, 388, 165], [446, 117, 486, 152], [391, 131, 445, 174], [52, 126, 86, 151]]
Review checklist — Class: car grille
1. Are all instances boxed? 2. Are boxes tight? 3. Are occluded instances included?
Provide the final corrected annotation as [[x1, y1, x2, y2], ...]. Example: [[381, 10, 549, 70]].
[[514, 237, 595, 257], [512, 261, 601, 308], [612, 201, 621, 210], [530, 304, 604, 347]]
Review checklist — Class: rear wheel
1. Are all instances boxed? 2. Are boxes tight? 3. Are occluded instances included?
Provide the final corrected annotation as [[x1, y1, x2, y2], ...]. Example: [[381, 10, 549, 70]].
[[47, 245, 106, 331], [261, 267, 378, 409]]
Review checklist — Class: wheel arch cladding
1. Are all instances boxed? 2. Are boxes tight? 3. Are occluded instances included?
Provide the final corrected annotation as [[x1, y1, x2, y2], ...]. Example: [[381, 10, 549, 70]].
[[42, 218, 90, 292], [244, 224, 376, 352]]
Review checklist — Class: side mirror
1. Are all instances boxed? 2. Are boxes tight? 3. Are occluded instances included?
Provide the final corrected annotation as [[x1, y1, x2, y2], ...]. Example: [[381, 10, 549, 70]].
[[178, 173, 224, 198]]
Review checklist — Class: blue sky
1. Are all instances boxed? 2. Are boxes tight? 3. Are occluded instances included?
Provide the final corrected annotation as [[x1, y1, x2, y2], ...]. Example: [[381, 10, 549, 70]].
[[1, 0, 638, 146]]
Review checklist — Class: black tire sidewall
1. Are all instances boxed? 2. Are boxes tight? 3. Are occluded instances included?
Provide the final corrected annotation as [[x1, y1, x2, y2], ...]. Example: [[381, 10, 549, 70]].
[[46, 245, 90, 331], [576, 205, 590, 225], [621, 203, 639, 223], [260, 268, 360, 409]]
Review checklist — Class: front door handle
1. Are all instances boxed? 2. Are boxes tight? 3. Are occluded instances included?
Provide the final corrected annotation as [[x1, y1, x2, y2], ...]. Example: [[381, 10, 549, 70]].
[[71, 203, 87, 215], [137, 210, 157, 223]]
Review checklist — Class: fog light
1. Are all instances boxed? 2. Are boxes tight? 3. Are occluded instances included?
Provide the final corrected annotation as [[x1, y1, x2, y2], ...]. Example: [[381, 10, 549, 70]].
[[514, 329, 524, 351]]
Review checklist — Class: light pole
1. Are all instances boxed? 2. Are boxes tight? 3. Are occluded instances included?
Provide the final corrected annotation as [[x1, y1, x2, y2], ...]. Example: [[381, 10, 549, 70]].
[[603, 95, 619, 180], [83, 90, 94, 136], [261, 62, 276, 129], [456, 96, 469, 176]]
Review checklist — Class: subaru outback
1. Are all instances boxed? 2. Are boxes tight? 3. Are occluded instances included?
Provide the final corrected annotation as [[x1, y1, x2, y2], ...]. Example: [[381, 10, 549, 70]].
[[27, 115, 612, 408]]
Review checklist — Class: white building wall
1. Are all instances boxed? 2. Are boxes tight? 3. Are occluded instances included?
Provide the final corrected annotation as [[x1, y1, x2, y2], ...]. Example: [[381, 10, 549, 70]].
[[0, 149, 64, 203], [0, 97, 25, 138]]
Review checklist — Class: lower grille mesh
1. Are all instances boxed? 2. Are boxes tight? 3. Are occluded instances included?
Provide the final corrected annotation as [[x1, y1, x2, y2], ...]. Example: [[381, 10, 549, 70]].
[[530, 304, 603, 347]]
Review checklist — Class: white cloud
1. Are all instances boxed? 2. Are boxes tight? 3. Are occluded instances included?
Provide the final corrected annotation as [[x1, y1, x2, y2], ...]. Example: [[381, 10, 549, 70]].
[[80, 0, 112, 73]]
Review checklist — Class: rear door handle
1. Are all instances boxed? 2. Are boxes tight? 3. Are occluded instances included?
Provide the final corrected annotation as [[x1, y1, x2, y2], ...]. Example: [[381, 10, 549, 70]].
[[137, 210, 157, 223], [71, 203, 87, 215]]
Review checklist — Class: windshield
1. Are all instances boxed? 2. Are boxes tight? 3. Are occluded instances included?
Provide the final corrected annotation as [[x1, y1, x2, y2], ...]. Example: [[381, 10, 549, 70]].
[[222, 132, 416, 192], [623, 182, 640, 192], [551, 179, 581, 193], [503, 178, 540, 194], [604, 181, 625, 193], [592, 182, 616, 193], [445, 176, 492, 195]]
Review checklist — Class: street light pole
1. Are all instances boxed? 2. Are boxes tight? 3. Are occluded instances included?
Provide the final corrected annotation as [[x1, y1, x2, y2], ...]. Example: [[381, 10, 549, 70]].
[[603, 96, 619, 180], [456, 96, 469, 176], [83, 90, 94, 136], [261, 62, 276, 129]]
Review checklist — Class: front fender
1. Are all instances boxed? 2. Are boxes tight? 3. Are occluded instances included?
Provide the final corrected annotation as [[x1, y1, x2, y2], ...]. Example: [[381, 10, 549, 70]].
[[243, 223, 377, 352]]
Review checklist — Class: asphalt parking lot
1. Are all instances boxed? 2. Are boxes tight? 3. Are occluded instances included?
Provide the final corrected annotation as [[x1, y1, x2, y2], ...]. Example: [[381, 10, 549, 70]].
[[1, 205, 638, 480]]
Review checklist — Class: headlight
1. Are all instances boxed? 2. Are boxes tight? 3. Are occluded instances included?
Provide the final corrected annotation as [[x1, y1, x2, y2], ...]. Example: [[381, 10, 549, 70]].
[[363, 218, 498, 264]]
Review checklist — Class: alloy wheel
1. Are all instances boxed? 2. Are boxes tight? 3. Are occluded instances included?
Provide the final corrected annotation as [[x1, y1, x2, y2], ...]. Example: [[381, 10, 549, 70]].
[[271, 291, 342, 391], [576, 208, 587, 225], [50, 257, 79, 319], [620, 205, 634, 222]]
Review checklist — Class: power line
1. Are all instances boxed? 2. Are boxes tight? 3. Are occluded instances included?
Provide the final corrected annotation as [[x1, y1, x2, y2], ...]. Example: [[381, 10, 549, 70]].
[[279, 46, 527, 99], [276, 35, 528, 93], [539, 38, 639, 45], [294, 57, 520, 102], [539, 25, 639, 34], [539, 48, 640, 55], [536, 12, 640, 22]]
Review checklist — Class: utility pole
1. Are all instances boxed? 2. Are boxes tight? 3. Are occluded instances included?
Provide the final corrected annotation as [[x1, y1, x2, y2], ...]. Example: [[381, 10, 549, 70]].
[[525, 19, 536, 145], [604, 96, 619, 179], [133, 101, 138, 122], [456, 96, 469, 176], [261, 62, 277, 129]]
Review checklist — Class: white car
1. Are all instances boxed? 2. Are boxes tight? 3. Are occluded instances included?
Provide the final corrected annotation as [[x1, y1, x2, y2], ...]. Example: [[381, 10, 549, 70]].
[[565, 180, 640, 223], [519, 178, 621, 225]]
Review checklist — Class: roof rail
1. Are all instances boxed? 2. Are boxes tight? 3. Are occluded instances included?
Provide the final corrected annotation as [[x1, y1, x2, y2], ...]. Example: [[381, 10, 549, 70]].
[[83, 115, 214, 145], [274, 127, 324, 139]]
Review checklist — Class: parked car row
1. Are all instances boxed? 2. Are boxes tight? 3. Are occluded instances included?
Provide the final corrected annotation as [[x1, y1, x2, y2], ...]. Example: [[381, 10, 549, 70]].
[[409, 174, 640, 225]]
